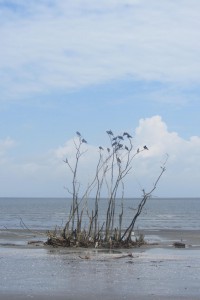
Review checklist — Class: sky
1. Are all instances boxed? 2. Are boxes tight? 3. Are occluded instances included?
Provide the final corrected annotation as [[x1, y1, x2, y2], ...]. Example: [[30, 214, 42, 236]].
[[0, 0, 200, 198]]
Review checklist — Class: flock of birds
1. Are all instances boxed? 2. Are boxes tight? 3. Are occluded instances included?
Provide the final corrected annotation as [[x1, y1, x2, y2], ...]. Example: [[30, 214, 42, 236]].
[[76, 130, 149, 155]]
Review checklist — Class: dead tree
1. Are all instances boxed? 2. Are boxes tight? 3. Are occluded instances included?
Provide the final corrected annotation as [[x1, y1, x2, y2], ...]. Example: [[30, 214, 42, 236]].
[[47, 130, 166, 248]]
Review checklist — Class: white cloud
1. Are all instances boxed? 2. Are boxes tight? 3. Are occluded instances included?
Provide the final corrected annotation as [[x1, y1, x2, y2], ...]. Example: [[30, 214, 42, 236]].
[[134, 115, 200, 172], [132, 116, 200, 196], [0, 116, 200, 197], [1, 0, 200, 101]]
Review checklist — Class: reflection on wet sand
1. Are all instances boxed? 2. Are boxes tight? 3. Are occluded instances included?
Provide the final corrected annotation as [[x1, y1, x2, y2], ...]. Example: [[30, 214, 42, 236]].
[[0, 229, 200, 299]]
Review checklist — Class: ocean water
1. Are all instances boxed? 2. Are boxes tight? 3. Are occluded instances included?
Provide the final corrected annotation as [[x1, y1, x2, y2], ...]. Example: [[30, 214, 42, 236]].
[[0, 197, 199, 231]]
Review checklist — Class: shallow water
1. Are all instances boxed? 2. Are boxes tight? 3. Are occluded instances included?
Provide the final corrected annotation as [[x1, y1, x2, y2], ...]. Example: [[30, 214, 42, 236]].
[[0, 245, 200, 299]]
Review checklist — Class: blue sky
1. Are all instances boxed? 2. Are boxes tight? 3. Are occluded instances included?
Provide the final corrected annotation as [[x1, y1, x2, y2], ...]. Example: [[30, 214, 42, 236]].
[[0, 0, 200, 197]]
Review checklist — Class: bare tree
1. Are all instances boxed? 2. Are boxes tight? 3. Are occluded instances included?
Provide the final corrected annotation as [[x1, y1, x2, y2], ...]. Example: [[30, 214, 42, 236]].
[[46, 131, 166, 248]]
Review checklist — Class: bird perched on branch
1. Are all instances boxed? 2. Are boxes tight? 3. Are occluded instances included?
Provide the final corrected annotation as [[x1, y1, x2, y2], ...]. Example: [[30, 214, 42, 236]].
[[125, 146, 129, 151], [99, 146, 104, 150], [143, 145, 149, 150], [82, 139, 87, 143], [106, 130, 113, 136], [117, 157, 121, 163], [123, 132, 132, 138], [76, 131, 81, 136]]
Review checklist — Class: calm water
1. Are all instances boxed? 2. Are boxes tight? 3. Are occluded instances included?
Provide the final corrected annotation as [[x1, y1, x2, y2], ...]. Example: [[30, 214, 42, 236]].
[[0, 197, 199, 231]]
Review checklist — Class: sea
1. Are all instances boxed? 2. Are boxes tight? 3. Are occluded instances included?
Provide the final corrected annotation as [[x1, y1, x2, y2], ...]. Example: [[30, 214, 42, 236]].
[[0, 197, 199, 231]]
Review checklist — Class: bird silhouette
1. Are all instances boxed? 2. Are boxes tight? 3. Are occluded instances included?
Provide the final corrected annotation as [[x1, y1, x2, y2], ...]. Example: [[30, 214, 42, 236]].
[[123, 132, 132, 138], [106, 130, 113, 136], [82, 139, 87, 143], [99, 146, 104, 150], [118, 136, 124, 140], [137, 148, 140, 153], [76, 131, 81, 136], [125, 146, 129, 151], [117, 157, 121, 163], [143, 145, 149, 150]]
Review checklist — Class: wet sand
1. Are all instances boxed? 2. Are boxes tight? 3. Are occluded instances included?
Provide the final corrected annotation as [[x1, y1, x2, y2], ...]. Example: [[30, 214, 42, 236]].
[[1, 294, 200, 300], [0, 229, 200, 300]]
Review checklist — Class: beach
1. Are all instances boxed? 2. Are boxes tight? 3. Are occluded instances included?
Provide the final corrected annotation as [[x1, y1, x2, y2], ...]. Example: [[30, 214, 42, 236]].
[[0, 229, 200, 299]]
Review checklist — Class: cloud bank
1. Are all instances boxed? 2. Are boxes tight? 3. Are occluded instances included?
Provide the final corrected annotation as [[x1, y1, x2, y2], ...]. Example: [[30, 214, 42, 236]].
[[0, 116, 199, 197]]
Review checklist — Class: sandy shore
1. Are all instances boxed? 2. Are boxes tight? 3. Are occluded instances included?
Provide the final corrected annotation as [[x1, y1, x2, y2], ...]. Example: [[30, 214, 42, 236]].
[[0, 228, 200, 300], [1, 228, 200, 247]]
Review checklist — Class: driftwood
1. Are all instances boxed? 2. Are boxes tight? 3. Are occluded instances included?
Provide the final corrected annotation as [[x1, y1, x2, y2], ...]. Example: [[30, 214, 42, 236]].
[[27, 240, 44, 245], [112, 252, 133, 259], [45, 236, 70, 247], [44, 234, 146, 248], [79, 252, 133, 260], [173, 242, 186, 248], [79, 255, 90, 259]]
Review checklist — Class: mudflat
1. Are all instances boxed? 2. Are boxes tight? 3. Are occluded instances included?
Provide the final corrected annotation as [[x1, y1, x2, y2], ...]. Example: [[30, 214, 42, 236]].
[[0, 229, 200, 300]]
